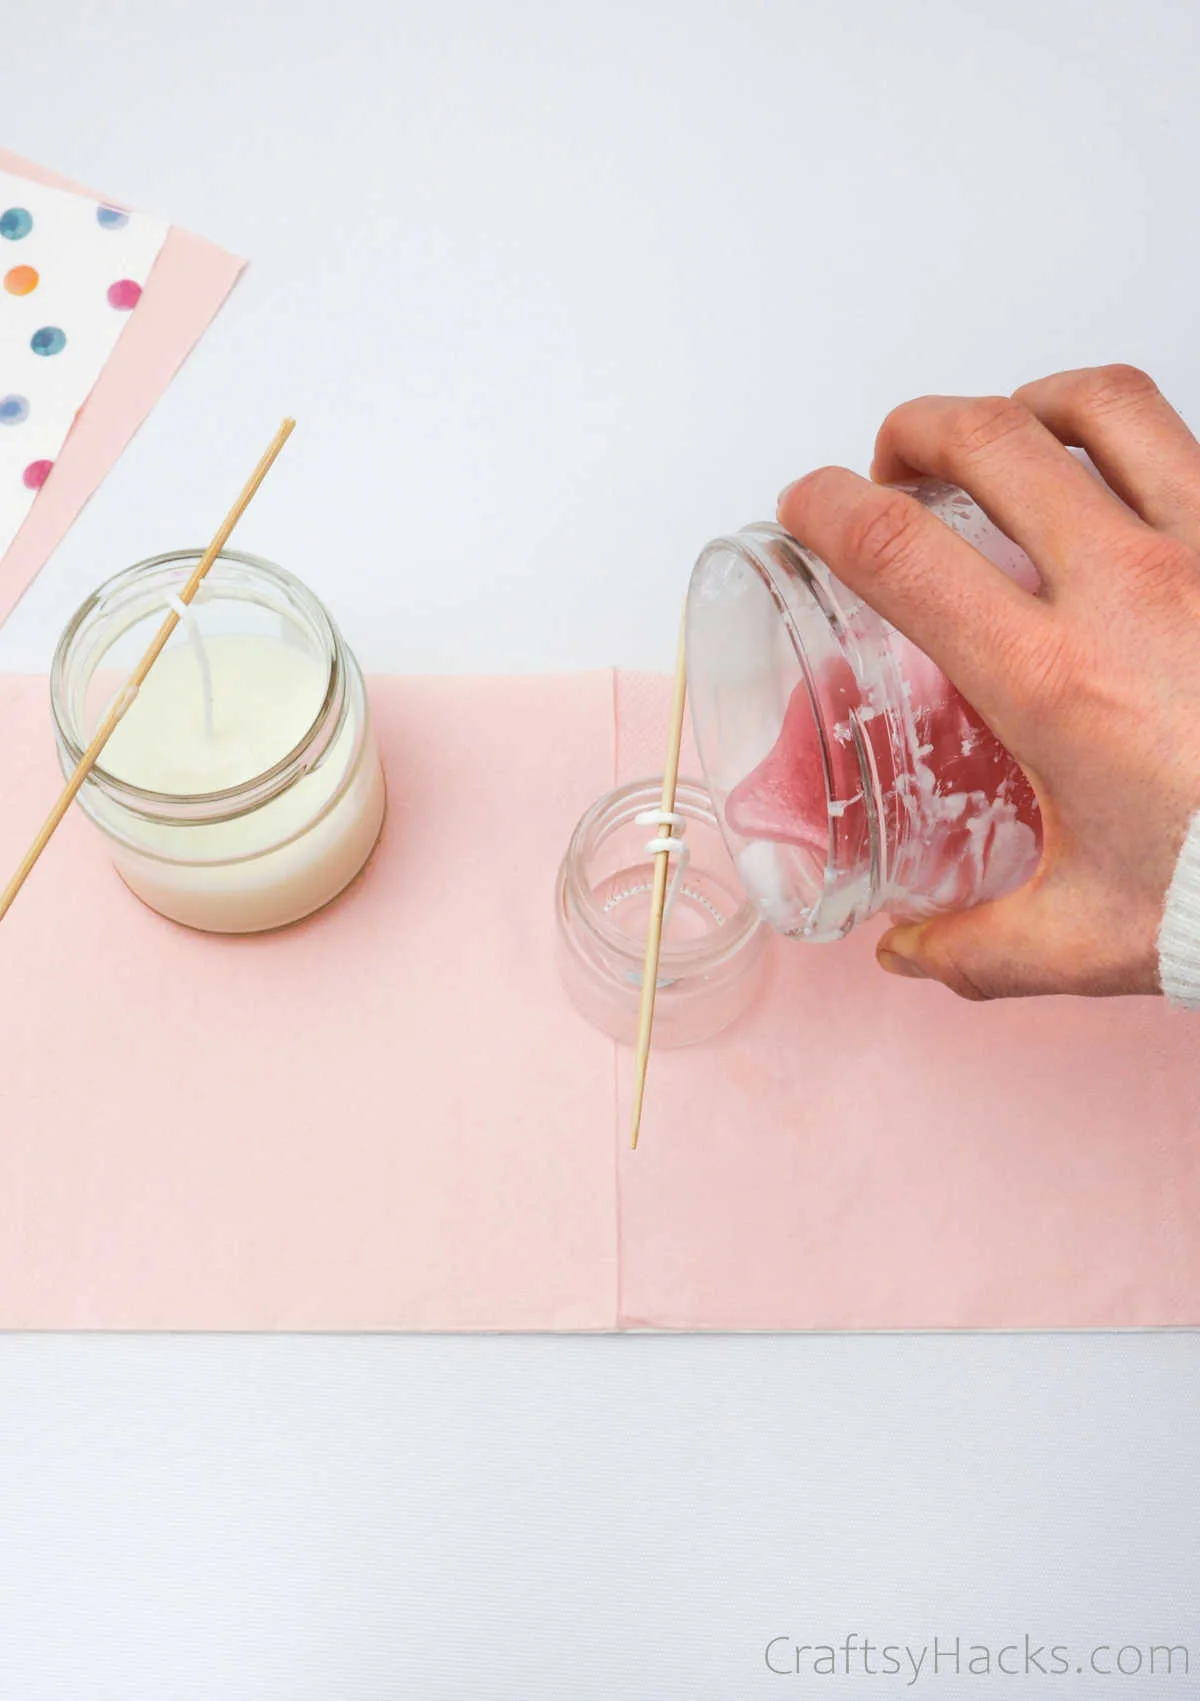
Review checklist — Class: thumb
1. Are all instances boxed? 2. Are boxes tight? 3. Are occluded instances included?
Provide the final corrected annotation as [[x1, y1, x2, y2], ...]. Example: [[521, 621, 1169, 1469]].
[[877, 886, 1055, 1001]]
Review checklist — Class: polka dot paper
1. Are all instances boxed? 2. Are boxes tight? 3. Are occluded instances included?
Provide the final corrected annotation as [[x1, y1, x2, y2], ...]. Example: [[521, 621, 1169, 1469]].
[[0, 169, 167, 562]]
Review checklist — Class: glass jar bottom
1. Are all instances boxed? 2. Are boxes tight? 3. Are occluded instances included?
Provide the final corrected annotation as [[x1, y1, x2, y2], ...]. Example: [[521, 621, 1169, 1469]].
[[593, 863, 745, 948], [110, 752, 387, 934]]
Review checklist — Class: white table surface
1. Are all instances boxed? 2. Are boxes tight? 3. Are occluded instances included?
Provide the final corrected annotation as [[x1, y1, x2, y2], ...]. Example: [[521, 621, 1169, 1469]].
[[4, 0, 1199, 1694]]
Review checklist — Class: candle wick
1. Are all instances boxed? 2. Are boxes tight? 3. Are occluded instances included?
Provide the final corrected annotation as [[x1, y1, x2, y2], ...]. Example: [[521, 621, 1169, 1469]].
[[165, 593, 216, 744]]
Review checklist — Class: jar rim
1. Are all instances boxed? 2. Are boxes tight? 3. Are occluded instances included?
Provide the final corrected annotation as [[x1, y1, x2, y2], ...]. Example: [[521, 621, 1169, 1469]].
[[559, 777, 763, 971], [50, 549, 348, 825], [687, 522, 887, 939]]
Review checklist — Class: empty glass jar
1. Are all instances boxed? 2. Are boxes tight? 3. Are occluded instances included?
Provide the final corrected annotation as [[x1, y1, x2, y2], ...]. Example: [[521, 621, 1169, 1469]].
[[556, 778, 768, 1045]]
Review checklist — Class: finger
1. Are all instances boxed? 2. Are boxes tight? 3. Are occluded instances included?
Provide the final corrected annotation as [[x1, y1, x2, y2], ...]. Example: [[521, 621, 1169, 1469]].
[[776, 466, 1052, 729], [877, 887, 1056, 999], [876, 882, 1159, 1000], [1013, 364, 1200, 539], [870, 392, 1140, 591]]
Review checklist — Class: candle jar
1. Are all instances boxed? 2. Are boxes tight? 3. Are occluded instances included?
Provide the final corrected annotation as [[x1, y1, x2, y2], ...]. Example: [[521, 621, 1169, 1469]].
[[51, 549, 386, 934], [686, 481, 1043, 942], [556, 778, 769, 1046]]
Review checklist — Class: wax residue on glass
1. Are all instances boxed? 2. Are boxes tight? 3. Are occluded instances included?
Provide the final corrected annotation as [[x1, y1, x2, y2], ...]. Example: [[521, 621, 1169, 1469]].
[[726, 643, 1041, 919]]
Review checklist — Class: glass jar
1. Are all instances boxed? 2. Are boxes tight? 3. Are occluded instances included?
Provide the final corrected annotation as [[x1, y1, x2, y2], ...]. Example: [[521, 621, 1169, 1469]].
[[686, 481, 1042, 942], [556, 778, 768, 1046], [51, 549, 386, 934]]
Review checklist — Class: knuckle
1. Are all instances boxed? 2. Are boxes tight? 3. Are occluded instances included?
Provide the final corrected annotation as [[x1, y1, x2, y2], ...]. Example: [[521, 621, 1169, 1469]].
[[779, 464, 851, 527], [917, 930, 1005, 1002], [793, 464, 848, 505], [876, 393, 932, 446], [945, 395, 1033, 460], [940, 959, 995, 1002], [844, 488, 927, 576], [1075, 362, 1160, 418], [1109, 528, 1193, 591]]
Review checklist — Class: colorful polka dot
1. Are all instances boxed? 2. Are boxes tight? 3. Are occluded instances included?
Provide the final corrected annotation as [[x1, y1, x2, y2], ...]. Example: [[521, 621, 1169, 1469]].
[[0, 207, 32, 241], [30, 326, 66, 357], [22, 460, 53, 491], [96, 205, 130, 229], [0, 395, 29, 426], [4, 264, 38, 296], [106, 278, 142, 310]]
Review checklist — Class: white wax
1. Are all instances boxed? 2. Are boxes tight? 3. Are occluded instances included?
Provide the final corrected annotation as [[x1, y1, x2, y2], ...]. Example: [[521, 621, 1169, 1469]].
[[88, 632, 386, 934], [105, 632, 328, 794]]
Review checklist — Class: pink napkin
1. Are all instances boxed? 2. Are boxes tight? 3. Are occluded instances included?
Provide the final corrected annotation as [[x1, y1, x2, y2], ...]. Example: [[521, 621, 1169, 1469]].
[[0, 669, 1197, 1330], [0, 150, 244, 627], [0, 672, 617, 1329], [616, 675, 1200, 1329]]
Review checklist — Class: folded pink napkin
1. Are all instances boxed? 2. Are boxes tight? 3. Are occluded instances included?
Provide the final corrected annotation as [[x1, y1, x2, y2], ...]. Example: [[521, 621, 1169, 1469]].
[[0, 669, 1196, 1330]]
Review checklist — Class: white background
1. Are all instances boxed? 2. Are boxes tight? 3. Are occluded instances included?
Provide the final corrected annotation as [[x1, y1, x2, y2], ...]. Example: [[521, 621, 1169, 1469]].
[[3, 0, 1199, 1694]]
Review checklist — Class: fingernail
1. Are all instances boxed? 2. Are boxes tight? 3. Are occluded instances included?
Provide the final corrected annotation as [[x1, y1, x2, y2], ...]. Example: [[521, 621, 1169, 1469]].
[[877, 949, 928, 979], [776, 478, 803, 514]]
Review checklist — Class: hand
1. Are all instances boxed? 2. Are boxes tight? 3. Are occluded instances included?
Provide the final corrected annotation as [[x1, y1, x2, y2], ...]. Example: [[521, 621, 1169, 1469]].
[[776, 365, 1200, 999]]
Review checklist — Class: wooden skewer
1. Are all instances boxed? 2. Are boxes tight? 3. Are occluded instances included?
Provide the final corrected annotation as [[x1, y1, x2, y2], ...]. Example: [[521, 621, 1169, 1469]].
[[0, 417, 296, 926], [629, 601, 689, 1151]]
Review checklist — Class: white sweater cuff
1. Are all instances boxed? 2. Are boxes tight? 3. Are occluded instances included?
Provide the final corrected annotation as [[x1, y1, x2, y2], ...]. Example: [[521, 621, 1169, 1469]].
[[1159, 811, 1200, 1009]]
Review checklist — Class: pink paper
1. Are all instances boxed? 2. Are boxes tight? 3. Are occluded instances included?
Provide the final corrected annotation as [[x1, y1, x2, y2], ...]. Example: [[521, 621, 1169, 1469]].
[[0, 150, 244, 627], [0, 668, 1197, 1331], [0, 672, 617, 1329], [615, 673, 1200, 1330]]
